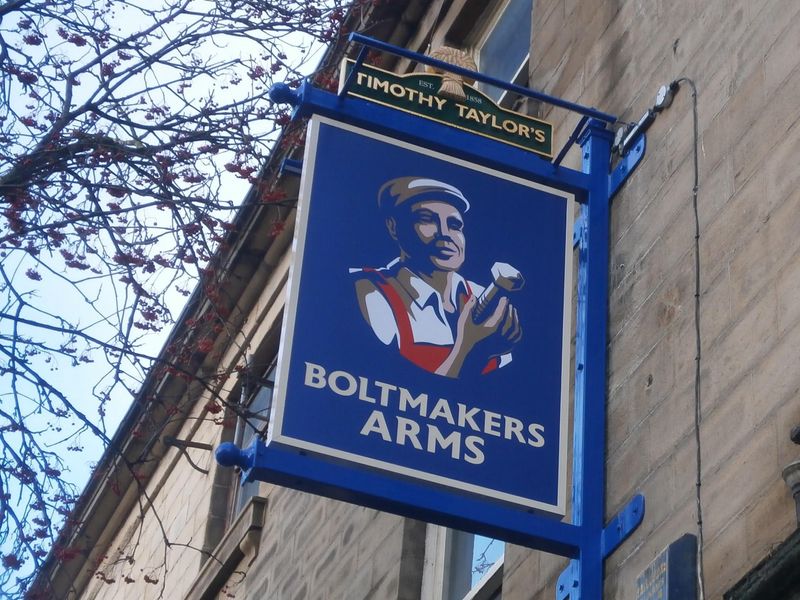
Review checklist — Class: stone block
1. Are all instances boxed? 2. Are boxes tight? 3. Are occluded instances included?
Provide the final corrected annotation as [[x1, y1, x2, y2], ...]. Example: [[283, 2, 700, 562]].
[[644, 380, 696, 471], [766, 123, 800, 210], [765, 12, 800, 95], [776, 247, 800, 336], [699, 283, 777, 412], [697, 169, 764, 301], [746, 320, 800, 428], [367, 570, 400, 600], [607, 333, 677, 457], [339, 562, 372, 600], [704, 516, 749, 599], [698, 372, 754, 477], [743, 476, 796, 565], [608, 265, 694, 404], [682, 2, 747, 96], [502, 543, 541, 597], [607, 423, 654, 513], [702, 423, 777, 539]]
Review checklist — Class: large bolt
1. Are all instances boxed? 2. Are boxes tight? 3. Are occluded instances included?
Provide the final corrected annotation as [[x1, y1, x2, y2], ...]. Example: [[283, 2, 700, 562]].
[[473, 262, 525, 322]]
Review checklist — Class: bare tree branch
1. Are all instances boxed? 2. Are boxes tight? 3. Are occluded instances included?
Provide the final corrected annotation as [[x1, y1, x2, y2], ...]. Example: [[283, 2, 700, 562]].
[[0, 0, 366, 596]]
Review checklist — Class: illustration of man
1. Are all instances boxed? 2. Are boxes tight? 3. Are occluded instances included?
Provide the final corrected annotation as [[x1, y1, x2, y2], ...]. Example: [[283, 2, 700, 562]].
[[352, 176, 522, 378]]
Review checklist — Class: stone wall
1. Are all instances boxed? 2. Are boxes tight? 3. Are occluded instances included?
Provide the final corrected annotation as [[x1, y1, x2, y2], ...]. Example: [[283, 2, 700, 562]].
[[504, 0, 800, 597], [232, 490, 425, 600], [78, 398, 233, 599], [69, 1, 800, 598]]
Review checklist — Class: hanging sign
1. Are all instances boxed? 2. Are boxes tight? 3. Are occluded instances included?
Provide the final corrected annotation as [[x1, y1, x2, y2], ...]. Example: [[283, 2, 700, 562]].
[[339, 59, 553, 157], [269, 115, 573, 515]]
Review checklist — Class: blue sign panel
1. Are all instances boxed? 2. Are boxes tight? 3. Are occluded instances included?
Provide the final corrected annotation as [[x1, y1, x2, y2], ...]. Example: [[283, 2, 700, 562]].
[[270, 115, 574, 514]]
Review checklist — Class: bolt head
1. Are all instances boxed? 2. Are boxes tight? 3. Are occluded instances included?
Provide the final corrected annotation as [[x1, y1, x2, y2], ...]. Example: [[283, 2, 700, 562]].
[[490, 262, 525, 291], [614, 126, 627, 149]]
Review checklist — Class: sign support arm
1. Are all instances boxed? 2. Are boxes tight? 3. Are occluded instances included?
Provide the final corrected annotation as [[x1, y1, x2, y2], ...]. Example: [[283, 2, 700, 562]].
[[229, 42, 653, 598], [556, 120, 646, 599]]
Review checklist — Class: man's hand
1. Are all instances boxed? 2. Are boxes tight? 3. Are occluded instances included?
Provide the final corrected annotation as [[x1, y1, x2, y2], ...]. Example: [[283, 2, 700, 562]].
[[435, 294, 522, 378], [494, 295, 522, 349], [462, 295, 512, 345]]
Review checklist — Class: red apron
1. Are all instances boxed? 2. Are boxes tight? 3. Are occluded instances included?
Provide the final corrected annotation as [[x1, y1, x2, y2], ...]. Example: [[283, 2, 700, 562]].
[[365, 269, 499, 375]]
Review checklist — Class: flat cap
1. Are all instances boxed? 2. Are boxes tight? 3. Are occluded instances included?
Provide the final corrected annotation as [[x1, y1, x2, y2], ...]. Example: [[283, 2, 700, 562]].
[[377, 177, 470, 214]]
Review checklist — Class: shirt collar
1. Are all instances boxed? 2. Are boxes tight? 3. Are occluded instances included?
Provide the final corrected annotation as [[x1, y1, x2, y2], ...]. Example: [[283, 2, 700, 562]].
[[391, 261, 468, 312]]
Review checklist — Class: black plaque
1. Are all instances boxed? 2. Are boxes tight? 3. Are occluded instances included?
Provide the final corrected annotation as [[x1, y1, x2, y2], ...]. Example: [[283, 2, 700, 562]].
[[636, 534, 697, 600]]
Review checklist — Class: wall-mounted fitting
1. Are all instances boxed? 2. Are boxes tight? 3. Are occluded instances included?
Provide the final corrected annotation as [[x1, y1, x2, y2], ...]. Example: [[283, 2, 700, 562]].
[[613, 81, 680, 157], [782, 460, 800, 526], [163, 435, 213, 475], [784, 426, 800, 526], [616, 109, 656, 156], [790, 425, 800, 445], [654, 82, 679, 112], [613, 124, 632, 155]]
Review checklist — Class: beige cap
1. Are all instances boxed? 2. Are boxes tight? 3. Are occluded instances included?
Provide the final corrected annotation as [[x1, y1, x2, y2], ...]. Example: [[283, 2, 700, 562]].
[[377, 177, 470, 215]]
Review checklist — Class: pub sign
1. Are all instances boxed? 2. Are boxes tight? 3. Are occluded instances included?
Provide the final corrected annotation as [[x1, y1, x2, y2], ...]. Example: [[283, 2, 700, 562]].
[[269, 115, 574, 515]]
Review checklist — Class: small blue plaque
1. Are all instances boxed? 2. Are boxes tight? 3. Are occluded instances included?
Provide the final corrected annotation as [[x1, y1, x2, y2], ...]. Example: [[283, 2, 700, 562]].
[[636, 534, 697, 600]]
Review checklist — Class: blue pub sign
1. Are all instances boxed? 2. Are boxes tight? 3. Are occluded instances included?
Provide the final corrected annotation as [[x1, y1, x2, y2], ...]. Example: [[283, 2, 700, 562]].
[[271, 116, 575, 515], [217, 34, 649, 599]]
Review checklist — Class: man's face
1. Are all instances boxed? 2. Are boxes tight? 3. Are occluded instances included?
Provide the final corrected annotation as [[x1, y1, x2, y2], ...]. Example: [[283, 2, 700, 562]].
[[392, 200, 466, 273]]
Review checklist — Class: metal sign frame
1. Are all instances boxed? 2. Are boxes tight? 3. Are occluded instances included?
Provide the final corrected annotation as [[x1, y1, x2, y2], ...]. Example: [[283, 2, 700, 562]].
[[216, 34, 647, 599]]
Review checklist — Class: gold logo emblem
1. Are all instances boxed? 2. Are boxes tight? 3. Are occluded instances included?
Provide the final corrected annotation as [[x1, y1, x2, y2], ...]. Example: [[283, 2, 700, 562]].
[[425, 46, 477, 101]]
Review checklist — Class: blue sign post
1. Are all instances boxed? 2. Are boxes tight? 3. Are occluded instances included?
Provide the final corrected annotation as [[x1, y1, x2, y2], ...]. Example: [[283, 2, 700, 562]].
[[217, 34, 647, 598]]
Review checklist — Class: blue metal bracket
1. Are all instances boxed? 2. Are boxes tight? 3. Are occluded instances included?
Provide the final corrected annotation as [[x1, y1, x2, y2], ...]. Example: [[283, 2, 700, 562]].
[[554, 495, 645, 599], [556, 560, 580, 600], [346, 34, 617, 124], [572, 213, 586, 249], [242, 37, 653, 600], [609, 134, 646, 199], [601, 494, 646, 558], [554, 116, 590, 167], [573, 132, 646, 247], [339, 44, 368, 97], [218, 440, 583, 557], [279, 80, 594, 196]]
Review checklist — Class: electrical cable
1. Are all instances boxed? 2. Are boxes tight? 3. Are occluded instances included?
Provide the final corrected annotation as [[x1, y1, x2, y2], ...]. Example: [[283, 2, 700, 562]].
[[673, 76, 706, 600]]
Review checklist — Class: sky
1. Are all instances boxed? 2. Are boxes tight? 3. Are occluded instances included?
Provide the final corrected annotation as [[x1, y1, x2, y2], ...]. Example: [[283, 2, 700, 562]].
[[0, 1, 334, 589]]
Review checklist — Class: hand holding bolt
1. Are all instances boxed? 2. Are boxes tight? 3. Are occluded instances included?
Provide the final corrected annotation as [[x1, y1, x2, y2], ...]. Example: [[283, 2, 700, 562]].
[[473, 262, 525, 322]]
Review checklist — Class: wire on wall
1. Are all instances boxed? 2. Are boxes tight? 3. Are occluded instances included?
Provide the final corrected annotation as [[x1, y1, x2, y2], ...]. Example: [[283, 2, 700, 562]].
[[614, 77, 706, 598], [673, 76, 706, 600]]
